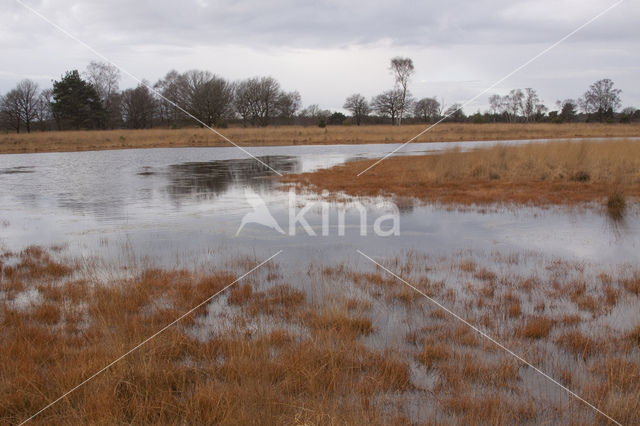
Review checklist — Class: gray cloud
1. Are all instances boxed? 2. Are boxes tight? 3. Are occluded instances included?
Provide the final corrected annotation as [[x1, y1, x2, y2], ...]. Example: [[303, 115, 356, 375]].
[[2, 0, 639, 110]]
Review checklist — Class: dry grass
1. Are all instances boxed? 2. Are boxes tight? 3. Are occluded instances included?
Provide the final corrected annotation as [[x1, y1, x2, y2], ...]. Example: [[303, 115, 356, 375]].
[[284, 138, 640, 207], [2, 247, 640, 424], [1, 123, 639, 154], [0, 248, 415, 425]]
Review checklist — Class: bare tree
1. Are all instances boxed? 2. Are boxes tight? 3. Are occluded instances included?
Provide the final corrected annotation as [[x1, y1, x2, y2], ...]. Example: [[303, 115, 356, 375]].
[[15, 79, 40, 133], [0, 91, 22, 133], [579, 78, 622, 121], [183, 70, 234, 127], [153, 70, 234, 127], [121, 83, 156, 129], [234, 76, 282, 126], [276, 91, 301, 124], [372, 89, 405, 124], [522, 88, 547, 122], [36, 88, 54, 130], [85, 61, 121, 128], [389, 57, 414, 125], [154, 70, 184, 126], [298, 104, 330, 126], [343, 93, 369, 125], [443, 103, 465, 122], [488, 94, 503, 116], [233, 80, 255, 126], [0, 79, 40, 133], [413, 97, 440, 123], [504, 89, 524, 122]]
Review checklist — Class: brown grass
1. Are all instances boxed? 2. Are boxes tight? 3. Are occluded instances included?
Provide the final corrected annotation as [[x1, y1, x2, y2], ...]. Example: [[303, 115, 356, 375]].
[[0, 250, 411, 424], [415, 342, 450, 368], [1, 123, 639, 154], [2, 247, 639, 424], [518, 316, 554, 339], [555, 330, 599, 359], [283, 138, 640, 207]]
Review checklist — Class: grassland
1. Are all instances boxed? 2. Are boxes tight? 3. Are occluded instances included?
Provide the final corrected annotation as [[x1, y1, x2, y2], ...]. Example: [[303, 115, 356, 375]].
[[283, 139, 640, 210], [1, 123, 639, 154], [1, 246, 639, 424]]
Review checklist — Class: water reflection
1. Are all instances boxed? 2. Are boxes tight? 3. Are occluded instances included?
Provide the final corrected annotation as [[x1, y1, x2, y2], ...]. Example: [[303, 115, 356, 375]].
[[0, 142, 638, 269], [0, 166, 34, 175], [162, 155, 300, 203]]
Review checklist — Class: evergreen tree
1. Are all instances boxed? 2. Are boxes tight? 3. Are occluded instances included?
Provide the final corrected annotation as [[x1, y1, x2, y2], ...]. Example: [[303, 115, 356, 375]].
[[51, 70, 104, 130]]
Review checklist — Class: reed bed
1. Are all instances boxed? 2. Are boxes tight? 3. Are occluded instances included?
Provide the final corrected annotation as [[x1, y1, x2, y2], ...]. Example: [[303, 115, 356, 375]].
[[1, 123, 639, 154]]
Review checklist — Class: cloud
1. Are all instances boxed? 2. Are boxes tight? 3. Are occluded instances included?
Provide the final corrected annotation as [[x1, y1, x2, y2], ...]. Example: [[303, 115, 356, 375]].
[[6, 0, 639, 48], [1, 0, 639, 110]]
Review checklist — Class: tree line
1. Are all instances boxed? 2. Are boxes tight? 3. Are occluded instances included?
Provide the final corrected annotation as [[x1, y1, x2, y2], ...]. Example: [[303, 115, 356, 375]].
[[342, 57, 638, 126], [1, 59, 638, 133], [0, 62, 304, 133]]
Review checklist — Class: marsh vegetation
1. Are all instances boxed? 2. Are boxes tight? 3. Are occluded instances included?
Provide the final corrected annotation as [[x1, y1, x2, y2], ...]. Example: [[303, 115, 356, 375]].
[[1, 246, 638, 424], [284, 139, 640, 211]]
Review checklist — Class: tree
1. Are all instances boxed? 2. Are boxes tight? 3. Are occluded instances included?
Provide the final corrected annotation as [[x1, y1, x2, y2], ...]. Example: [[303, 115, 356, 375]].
[[84, 61, 121, 128], [505, 89, 524, 122], [154, 70, 184, 127], [522, 88, 547, 122], [276, 91, 301, 124], [556, 99, 578, 123], [0, 90, 22, 133], [579, 78, 622, 122], [488, 94, 503, 116], [343, 94, 370, 125], [37, 88, 54, 130], [14, 79, 40, 133], [121, 84, 156, 129], [389, 57, 414, 125], [153, 70, 235, 127], [182, 70, 234, 127], [619, 107, 637, 123], [0, 80, 40, 133], [413, 97, 440, 123], [443, 103, 466, 122], [234, 76, 284, 126], [328, 111, 347, 125], [372, 89, 406, 124], [51, 70, 104, 130], [298, 104, 330, 126]]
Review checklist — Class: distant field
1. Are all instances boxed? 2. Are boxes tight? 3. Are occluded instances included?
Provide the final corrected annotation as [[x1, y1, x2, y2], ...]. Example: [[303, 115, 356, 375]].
[[283, 138, 640, 210], [1, 123, 639, 154]]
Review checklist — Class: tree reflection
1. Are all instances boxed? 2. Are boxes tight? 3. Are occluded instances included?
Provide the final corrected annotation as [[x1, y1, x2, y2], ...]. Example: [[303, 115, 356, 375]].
[[164, 155, 299, 203]]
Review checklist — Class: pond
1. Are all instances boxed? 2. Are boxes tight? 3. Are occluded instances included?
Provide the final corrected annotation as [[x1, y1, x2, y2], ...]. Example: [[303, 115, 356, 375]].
[[0, 139, 638, 271]]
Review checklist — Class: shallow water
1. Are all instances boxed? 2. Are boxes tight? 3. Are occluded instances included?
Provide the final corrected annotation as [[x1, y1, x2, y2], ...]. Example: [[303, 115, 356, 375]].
[[0, 140, 638, 271], [2, 140, 639, 424]]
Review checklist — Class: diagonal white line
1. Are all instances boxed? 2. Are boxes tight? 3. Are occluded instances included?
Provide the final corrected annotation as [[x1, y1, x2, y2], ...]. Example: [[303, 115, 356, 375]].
[[357, 0, 626, 176], [19, 250, 283, 425], [356, 249, 622, 426], [13, 0, 283, 176]]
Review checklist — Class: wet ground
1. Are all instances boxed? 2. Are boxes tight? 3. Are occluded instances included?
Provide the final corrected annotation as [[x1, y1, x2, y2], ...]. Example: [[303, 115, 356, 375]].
[[1, 140, 638, 271]]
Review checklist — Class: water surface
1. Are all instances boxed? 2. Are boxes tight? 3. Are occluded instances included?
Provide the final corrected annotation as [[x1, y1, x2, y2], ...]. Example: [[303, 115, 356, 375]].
[[1, 140, 638, 271]]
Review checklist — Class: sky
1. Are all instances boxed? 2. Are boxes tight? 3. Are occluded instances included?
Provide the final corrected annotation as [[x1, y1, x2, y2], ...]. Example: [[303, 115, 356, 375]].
[[1, 0, 639, 113]]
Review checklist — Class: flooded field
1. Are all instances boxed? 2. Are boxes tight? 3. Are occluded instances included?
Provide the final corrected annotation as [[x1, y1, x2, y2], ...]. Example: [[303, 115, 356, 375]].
[[1, 139, 638, 268], [1, 140, 639, 424]]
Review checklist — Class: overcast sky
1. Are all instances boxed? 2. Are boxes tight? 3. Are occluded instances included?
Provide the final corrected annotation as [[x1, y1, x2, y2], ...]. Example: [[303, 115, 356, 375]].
[[1, 0, 639, 113]]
